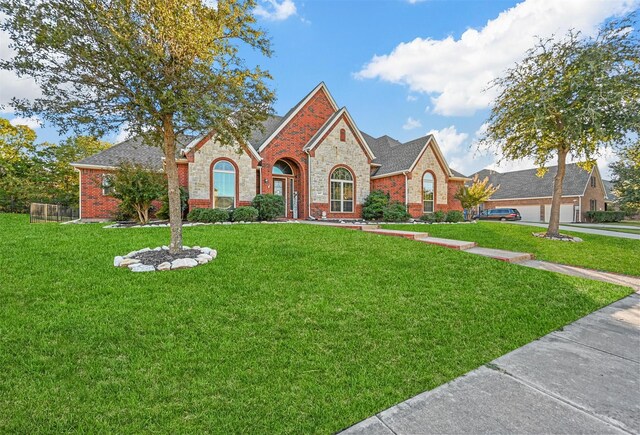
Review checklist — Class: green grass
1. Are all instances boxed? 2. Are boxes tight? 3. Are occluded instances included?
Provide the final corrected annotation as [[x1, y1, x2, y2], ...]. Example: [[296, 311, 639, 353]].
[[384, 221, 640, 276], [0, 214, 631, 433], [564, 225, 640, 235]]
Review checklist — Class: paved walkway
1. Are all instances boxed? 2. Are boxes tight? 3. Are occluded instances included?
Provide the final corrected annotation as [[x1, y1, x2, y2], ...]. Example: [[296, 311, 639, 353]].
[[341, 294, 640, 435], [511, 221, 640, 240], [566, 223, 640, 230]]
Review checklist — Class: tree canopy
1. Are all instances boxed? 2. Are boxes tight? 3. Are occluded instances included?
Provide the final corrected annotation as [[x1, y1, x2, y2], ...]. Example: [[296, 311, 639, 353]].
[[610, 143, 640, 215], [480, 14, 639, 236], [454, 176, 499, 216]]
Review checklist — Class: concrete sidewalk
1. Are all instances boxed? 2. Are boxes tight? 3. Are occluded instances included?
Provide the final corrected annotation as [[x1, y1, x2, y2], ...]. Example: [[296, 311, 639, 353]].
[[509, 221, 640, 240], [341, 294, 640, 435]]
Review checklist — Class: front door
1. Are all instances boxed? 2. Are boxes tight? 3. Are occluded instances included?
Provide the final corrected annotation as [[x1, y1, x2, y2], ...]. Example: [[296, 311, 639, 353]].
[[273, 178, 287, 217]]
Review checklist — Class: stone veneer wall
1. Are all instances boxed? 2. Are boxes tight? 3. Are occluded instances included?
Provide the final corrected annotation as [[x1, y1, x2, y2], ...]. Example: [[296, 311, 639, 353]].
[[408, 144, 448, 206], [188, 139, 256, 206], [309, 117, 370, 218]]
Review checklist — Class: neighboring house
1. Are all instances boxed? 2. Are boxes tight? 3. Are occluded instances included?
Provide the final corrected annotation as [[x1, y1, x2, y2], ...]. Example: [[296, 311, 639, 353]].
[[72, 83, 468, 221], [602, 179, 618, 211], [468, 163, 608, 223]]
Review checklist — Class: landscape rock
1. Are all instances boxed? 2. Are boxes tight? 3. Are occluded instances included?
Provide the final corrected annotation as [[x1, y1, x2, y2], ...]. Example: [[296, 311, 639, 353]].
[[130, 264, 155, 272], [119, 258, 140, 267], [157, 262, 171, 271], [210, 249, 218, 259], [113, 256, 124, 267], [171, 258, 198, 269]]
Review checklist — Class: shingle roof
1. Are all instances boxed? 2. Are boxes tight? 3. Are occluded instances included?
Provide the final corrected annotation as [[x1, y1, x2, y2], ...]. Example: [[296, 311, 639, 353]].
[[449, 168, 467, 178], [247, 115, 284, 151], [471, 163, 591, 199], [363, 133, 433, 177], [603, 180, 617, 201], [73, 134, 194, 170]]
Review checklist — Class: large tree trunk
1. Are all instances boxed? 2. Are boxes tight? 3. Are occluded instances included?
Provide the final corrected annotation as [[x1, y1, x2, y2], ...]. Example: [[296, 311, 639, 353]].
[[547, 148, 568, 238], [162, 115, 183, 253]]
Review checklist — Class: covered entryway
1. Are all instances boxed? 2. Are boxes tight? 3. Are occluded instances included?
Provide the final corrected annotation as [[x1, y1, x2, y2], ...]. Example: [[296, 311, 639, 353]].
[[272, 159, 300, 219]]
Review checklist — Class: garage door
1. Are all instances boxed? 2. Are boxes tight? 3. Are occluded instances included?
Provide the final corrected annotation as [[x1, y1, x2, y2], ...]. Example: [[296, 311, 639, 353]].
[[500, 205, 540, 222], [544, 204, 574, 223]]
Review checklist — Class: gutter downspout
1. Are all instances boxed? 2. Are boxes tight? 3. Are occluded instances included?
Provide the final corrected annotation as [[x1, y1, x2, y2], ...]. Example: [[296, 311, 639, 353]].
[[404, 171, 409, 206], [77, 168, 82, 220], [306, 150, 312, 219]]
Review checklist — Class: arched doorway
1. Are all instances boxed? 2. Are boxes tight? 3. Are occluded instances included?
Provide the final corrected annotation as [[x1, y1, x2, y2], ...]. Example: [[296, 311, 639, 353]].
[[272, 159, 298, 219]]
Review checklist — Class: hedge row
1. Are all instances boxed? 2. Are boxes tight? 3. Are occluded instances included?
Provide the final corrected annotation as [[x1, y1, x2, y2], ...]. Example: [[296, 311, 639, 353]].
[[187, 206, 259, 223], [585, 210, 625, 223]]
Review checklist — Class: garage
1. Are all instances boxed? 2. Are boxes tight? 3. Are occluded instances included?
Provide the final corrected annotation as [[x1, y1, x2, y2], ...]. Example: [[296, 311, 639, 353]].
[[544, 204, 575, 223], [500, 205, 540, 222]]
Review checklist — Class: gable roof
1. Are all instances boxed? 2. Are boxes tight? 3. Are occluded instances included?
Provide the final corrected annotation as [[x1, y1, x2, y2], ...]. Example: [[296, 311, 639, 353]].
[[449, 168, 468, 179], [475, 163, 592, 200], [304, 107, 375, 160], [72, 135, 194, 170], [257, 82, 339, 153], [603, 180, 617, 201]]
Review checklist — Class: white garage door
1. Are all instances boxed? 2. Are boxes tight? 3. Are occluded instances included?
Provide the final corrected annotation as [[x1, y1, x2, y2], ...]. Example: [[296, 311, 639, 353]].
[[501, 205, 540, 222], [544, 204, 574, 223]]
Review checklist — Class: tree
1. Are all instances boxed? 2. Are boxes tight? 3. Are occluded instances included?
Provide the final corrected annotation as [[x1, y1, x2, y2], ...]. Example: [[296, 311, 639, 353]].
[[454, 176, 499, 219], [480, 15, 640, 237], [107, 164, 166, 224], [610, 143, 640, 215], [1, 0, 274, 252], [0, 118, 40, 212]]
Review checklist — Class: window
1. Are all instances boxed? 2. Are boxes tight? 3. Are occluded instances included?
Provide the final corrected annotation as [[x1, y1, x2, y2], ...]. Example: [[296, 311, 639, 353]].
[[101, 174, 114, 196], [590, 199, 597, 211], [423, 173, 434, 213], [272, 160, 293, 175], [213, 160, 236, 209], [330, 167, 354, 213], [590, 176, 596, 188], [339, 128, 346, 142]]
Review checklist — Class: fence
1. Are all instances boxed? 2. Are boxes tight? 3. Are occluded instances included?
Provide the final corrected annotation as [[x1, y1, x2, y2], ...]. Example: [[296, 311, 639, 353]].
[[30, 203, 79, 223]]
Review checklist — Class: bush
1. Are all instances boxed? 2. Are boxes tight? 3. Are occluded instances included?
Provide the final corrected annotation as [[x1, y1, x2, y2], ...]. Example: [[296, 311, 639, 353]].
[[419, 213, 436, 223], [382, 202, 411, 222], [445, 210, 464, 223], [362, 190, 390, 220], [585, 210, 625, 223], [252, 194, 285, 221], [187, 208, 230, 223], [156, 187, 189, 220], [433, 210, 446, 222], [112, 201, 137, 222], [232, 206, 259, 222]]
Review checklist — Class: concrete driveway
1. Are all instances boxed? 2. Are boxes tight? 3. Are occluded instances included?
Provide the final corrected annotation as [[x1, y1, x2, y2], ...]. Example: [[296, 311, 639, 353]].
[[508, 221, 640, 240], [341, 294, 640, 435]]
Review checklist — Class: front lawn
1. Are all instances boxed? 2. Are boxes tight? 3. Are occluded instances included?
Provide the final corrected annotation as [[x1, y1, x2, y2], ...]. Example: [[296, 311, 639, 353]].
[[0, 214, 630, 433], [384, 221, 639, 276], [564, 224, 640, 235]]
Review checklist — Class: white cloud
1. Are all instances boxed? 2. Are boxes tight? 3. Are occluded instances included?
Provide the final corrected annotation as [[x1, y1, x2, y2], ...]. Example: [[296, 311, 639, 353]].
[[254, 0, 297, 21], [406, 95, 418, 102], [428, 125, 468, 157], [356, 0, 638, 116], [9, 116, 42, 129], [402, 117, 422, 130], [114, 122, 132, 143], [407, 0, 426, 3], [0, 25, 42, 112]]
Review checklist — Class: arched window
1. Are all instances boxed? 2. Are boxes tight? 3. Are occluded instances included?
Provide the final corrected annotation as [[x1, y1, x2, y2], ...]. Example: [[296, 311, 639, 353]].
[[330, 167, 354, 213], [339, 128, 346, 142], [213, 160, 236, 209], [423, 172, 434, 213], [272, 160, 293, 175]]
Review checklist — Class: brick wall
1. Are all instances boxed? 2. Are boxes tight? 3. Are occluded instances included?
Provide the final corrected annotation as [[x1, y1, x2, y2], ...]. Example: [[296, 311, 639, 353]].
[[581, 168, 607, 220], [260, 88, 336, 219], [79, 168, 119, 220], [371, 174, 406, 204]]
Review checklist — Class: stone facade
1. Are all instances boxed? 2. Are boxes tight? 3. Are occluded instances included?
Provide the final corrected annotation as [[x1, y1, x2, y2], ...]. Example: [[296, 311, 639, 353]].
[[187, 139, 257, 208], [407, 143, 449, 206]]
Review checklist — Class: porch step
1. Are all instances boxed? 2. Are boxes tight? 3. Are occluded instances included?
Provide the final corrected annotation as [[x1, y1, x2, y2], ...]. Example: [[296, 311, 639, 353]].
[[365, 228, 428, 239], [414, 236, 477, 250], [465, 247, 534, 263]]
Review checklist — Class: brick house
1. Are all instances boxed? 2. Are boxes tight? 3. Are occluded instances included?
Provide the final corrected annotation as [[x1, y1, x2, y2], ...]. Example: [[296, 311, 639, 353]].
[[469, 163, 612, 223], [72, 83, 468, 221]]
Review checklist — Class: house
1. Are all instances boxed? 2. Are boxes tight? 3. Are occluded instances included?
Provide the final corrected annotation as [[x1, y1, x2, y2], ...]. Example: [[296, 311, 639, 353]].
[[468, 163, 609, 223], [72, 83, 468, 221]]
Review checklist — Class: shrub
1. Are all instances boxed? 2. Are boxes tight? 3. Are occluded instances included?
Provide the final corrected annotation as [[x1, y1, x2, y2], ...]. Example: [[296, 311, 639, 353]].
[[445, 210, 464, 223], [382, 202, 411, 222], [108, 163, 166, 224], [187, 208, 230, 223], [156, 187, 189, 220], [112, 201, 137, 222], [232, 206, 259, 222], [585, 210, 625, 223], [419, 213, 436, 223], [252, 194, 285, 221], [433, 210, 446, 222], [362, 190, 390, 220]]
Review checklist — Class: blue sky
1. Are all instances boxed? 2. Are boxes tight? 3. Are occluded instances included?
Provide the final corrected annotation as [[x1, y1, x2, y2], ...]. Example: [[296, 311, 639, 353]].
[[2, 0, 637, 177]]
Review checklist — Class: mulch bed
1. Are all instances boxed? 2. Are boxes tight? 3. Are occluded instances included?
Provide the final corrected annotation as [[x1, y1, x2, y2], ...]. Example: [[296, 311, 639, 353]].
[[132, 249, 202, 267]]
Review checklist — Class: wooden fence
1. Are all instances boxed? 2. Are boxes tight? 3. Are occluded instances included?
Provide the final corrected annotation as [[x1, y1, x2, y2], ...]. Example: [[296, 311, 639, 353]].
[[30, 203, 79, 223]]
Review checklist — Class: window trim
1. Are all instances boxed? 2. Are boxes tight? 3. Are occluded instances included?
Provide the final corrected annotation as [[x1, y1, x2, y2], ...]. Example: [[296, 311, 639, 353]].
[[329, 165, 355, 214], [422, 171, 436, 213], [210, 158, 238, 209]]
